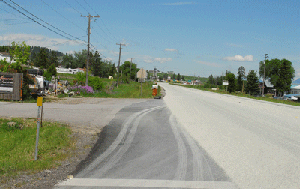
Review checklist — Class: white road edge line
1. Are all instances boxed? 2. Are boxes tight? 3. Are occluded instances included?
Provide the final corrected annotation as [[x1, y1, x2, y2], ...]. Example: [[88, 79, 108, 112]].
[[56, 178, 238, 188]]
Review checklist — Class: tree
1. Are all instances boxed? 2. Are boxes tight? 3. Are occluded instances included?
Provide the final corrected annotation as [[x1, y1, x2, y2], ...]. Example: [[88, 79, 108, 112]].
[[61, 54, 75, 68], [237, 66, 245, 92], [226, 73, 236, 93], [34, 48, 48, 69], [119, 61, 139, 80], [109, 63, 116, 77], [43, 63, 57, 81], [91, 51, 102, 77], [49, 51, 58, 67], [172, 73, 176, 80], [181, 75, 185, 81], [177, 73, 181, 80], [9, 41, 30, 70], [207, 74, 215, 85], [163, 73, 168, 80], [259, 58, 295, 96], [246, 70, 259, 95]]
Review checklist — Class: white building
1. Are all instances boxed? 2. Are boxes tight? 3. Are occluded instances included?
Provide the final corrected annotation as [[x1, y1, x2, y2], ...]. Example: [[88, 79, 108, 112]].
[[0, 52, 11, 62], [56, 67, 84, 74]]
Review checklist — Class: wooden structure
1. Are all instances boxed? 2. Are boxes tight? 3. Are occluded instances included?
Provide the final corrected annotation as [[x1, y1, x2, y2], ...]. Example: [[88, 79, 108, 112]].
[[0, 72, 23, 101]]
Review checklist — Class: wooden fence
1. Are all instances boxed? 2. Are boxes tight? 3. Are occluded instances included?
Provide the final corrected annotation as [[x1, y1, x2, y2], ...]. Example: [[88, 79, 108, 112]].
[[0, 72, 23, 101]]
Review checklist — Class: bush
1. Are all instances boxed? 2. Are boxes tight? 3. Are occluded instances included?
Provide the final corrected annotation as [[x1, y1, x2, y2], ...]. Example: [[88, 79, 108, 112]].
[[89, 76, 104, 91], [68, 85, 94, 95]]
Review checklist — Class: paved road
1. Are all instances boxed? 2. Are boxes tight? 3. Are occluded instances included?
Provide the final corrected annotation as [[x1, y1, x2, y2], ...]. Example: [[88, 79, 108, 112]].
[[159, 83, 300, 189], [56, 99, 238, 189]]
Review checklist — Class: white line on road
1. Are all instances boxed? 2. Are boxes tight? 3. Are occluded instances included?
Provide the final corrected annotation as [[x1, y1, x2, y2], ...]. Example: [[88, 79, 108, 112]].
[[56, 178, 238, 188]]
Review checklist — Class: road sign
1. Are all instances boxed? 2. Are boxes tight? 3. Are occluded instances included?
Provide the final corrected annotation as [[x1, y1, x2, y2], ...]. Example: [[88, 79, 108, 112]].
[[37, 97, 43, 106], [137, 68, 146, 79]]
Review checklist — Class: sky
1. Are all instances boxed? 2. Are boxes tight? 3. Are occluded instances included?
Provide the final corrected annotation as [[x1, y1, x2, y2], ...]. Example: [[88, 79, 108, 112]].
[[0, 0, 299, 79]]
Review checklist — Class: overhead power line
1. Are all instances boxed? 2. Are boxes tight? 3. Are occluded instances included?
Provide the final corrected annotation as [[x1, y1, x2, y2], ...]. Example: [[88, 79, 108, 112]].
[[2, 0, 87, 46], [40, 0, 86, 33]]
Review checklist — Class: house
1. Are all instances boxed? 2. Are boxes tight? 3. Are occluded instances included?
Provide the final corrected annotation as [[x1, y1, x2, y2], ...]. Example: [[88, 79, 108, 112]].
[[0, 52, 11, 62], [259, 79, 275, 94], [290, 85, 300, 94]]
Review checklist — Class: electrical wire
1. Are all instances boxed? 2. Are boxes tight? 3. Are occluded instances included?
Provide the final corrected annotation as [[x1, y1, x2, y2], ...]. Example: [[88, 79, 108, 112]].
[[40, 0, 86, 33], [2, 0, 87, 46]]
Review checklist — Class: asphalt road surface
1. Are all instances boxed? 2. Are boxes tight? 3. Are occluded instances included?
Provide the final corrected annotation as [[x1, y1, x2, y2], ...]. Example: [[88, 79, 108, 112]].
[[56, 99, 238, 189], [159, 83, 300, 189]]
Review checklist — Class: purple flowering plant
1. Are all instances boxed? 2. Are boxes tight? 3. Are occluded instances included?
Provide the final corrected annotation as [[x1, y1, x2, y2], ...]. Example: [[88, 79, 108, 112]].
[[68, 85, 94, 95]]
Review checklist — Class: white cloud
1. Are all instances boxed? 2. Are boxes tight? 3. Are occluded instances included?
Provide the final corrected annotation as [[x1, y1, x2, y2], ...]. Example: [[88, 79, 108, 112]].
[[103, 57, 113, 62], [164, 48, 178, 52], [0, 33, 85, 51], [154, 58, 172, 63], [223, 55, 253, 62], [227, 43, 243, 48], [137, 55, 172, 64], [163, 2, 197, 5], [196, 61, 221, 67]]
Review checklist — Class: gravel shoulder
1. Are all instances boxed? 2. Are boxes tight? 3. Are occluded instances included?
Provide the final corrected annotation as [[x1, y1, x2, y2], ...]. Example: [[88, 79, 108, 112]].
[[0, 97, 147, 189]]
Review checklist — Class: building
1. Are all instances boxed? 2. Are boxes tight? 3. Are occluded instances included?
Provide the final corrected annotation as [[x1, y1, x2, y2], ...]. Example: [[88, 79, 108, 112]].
[[56, 67, 84, 74], [0, 52, 11, 62], [291, 85, 300, 94]]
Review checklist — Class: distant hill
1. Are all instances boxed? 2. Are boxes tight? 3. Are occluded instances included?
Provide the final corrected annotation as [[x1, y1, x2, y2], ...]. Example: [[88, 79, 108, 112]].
[[293, 78, 300, 84]]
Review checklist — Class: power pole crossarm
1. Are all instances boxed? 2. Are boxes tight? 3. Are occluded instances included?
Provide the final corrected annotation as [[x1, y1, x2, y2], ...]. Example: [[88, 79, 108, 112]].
[[81, 14, 100, 86]]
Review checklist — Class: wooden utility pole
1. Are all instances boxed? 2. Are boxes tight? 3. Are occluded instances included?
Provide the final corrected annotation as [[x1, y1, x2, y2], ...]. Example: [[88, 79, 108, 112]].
[[116, 43, 126, 87], [262, 54, 268, 97], [81, 14, 100, 86]]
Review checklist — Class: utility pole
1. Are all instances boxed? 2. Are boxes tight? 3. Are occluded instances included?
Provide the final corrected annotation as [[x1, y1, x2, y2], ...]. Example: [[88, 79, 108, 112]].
[[262, 54, 268, 97], [81, 14, 100, 86], [116, 43, 126, 87]]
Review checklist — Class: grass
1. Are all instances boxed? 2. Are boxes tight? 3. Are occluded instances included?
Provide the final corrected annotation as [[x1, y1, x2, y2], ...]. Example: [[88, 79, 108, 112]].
[[0, 118, 74, 178], [179, 84, 300, 106], [79, 81, 161, 98]]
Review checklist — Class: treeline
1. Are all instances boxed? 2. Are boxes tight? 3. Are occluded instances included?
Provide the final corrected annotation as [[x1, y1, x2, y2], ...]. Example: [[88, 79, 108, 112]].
[[205, 58, 295, 96]]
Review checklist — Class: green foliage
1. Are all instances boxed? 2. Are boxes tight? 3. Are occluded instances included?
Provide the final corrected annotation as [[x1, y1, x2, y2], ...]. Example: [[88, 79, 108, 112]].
[[9, 41, 30, 66], [246, 70, 259, 95], [259, 58, 295, 96], [177, 73, 181, 80], [89, 76, 104, 91], [0, 118, 73, 176], [226, 73, 236, 93], [172, 73, 176, 80], [119, 61, 139, 80], [43, 63, 57, 81]]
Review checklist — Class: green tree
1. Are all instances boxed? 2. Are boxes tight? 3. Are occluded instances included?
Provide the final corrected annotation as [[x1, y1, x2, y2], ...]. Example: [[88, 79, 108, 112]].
[[119, 61, 139, 80], [34, 48, 48, 69], [177, 73, 181, 80], [207, 74, 215, 85], [9, 41, 30, 70], [74, 49, 87, 68], [91, 51, 102, 77], [181, 75, 185, 81], [172, 73, 176, 80], [43, 63, 57, 81], [109, 63, 116, 77], [49, 51, 58, 67], [163, 73, 168, 80], [246, 70, 259, 95], [61, 54, 75, 68], [226, 73, 236, 93], [259, 58, 295, 96]]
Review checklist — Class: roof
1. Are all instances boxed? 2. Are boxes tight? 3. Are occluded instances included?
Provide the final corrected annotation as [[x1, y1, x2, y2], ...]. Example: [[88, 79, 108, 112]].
[[0, 52, 10, 57], [259, 79, 274, 88]]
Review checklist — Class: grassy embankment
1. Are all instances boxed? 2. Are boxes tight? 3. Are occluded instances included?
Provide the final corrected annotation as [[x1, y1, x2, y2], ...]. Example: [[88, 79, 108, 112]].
[[179, 84, 300, 106], [0, 118, 74, 179], [58, 73, 161, 99]]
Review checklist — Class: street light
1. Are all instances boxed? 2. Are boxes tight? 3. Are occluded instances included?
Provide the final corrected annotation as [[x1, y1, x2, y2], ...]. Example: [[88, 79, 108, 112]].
[[262, 54, 268, 97]]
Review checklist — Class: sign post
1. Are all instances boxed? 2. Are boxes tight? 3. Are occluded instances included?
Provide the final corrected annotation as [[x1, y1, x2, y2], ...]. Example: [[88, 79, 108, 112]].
[[136, 68, 146, 97], [34, 97, 43, 160], [223, 80, 229, 92]]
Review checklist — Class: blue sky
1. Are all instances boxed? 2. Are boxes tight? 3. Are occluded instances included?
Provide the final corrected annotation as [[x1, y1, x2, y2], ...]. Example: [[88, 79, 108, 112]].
[[1, 0, 299, 79]]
